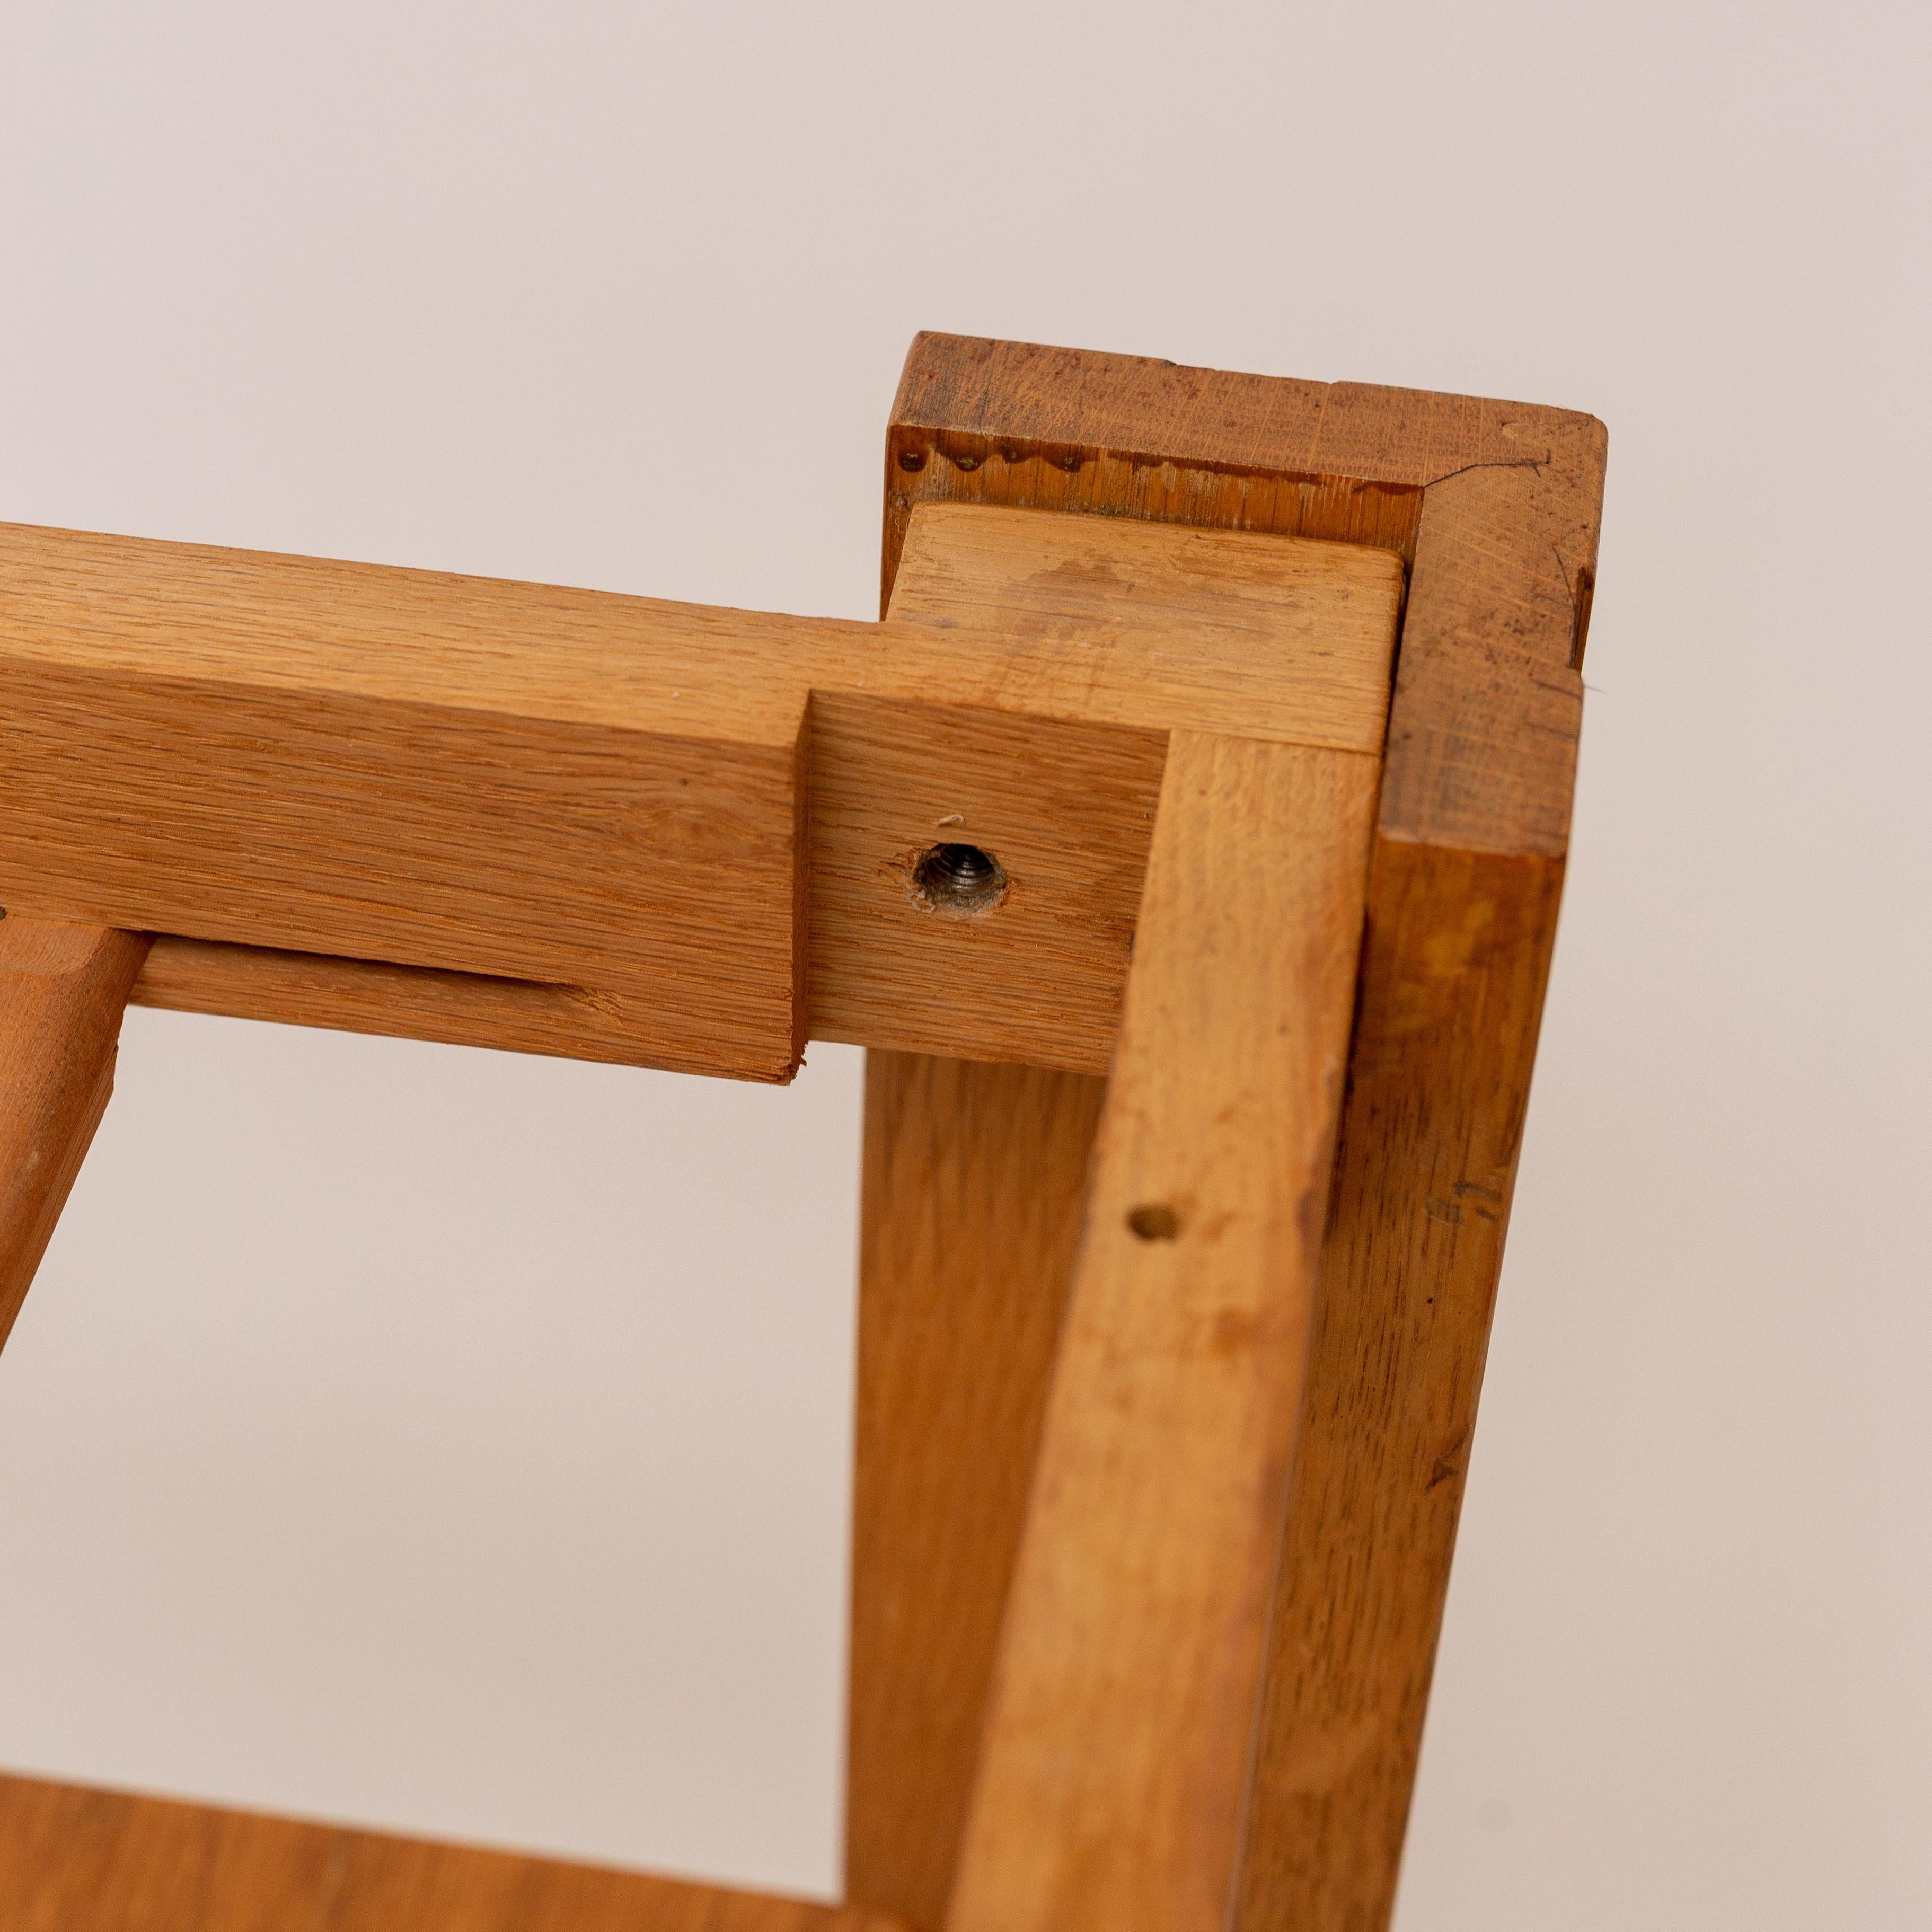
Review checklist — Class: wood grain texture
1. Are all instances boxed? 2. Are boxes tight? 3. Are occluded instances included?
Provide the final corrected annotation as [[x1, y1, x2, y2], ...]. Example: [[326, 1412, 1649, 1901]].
[[885, 331, 1604, 855], [874, 334, 1607, 1932], [846, 1053, 1105, 1929], [0, 1771, 906, 1932], [1236, 841, 1565, 1931], [809, 505, 1398, 1073], [134, 936, 642, 1062], [888, 504, 1403, 752], [0, 516, 1393, 1077], [807, 698, 1162, 1074], [1379, 462, 1589, 857], [841, 497, 1402, 1920], [0, 522, 813, 1079], [946, 734, 1379, 1932], [0, 916, 149, 1352]]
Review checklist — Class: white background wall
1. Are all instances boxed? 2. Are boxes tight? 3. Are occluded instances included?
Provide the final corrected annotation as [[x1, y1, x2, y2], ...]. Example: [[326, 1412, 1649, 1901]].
[[2, 5, 1927, 1927]]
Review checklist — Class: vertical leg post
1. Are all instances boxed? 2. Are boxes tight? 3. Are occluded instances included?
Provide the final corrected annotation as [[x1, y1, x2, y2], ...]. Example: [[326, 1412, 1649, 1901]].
[[880, 335, 1602, 1928], [945, 733, 1379, 1932], [1, 918, 152, 1352], [845, 1052, 1105, 1928]]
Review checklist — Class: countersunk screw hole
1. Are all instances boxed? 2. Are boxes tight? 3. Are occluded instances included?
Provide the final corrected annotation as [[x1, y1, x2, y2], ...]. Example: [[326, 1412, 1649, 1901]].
[[1127, 1204, 1180, 1242], [912, 842, 1007, 916], [898, 448, 927, 472]]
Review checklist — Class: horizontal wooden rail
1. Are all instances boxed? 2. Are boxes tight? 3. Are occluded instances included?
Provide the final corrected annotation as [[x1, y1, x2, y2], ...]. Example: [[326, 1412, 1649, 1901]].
[[0, 507, 1400, 1079], [0, 1770, 906, 1932]]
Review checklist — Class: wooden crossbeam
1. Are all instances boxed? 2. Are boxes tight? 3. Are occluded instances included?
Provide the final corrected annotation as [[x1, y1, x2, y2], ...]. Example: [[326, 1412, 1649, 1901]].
[[0, 509, 1398, 1080], [0, 1771, 905, 1932]]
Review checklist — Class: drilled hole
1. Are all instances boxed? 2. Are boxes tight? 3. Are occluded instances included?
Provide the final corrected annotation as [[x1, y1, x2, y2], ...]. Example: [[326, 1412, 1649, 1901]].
[[911, 843, 1008, 916], [1127, 1204, 1180, 1242]]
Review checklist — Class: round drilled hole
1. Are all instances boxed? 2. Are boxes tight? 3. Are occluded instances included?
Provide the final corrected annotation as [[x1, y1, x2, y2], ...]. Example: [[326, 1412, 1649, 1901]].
[[911, 842, 1008, 916], [1127, 1203, 1180, 1242]]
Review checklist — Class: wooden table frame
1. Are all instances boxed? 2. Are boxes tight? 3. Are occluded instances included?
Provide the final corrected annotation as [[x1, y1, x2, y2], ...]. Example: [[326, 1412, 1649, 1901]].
[[0, 332, 1606, 1932]]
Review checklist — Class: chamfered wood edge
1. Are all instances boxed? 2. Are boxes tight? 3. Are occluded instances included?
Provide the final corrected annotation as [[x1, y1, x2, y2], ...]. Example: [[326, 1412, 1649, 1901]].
[[0, 1769, 908, 1932], [885, 331, 1607, 860]]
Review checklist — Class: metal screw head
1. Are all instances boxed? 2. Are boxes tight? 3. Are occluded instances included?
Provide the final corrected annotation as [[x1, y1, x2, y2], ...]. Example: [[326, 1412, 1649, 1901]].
[[911, 842, 1008, 916]]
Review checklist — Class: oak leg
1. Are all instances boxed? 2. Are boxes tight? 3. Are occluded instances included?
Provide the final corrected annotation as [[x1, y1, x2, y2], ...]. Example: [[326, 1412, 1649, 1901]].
[[0, 918, 152, 1352], [946, 735, 1379, 1932], [1233, 842, 1566, 1931], [845, 1050, 1105, 1930]]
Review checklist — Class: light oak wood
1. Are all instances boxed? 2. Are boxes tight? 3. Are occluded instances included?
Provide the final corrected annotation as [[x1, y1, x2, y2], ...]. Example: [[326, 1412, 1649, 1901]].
[[805, 695, 1163, 1074], [846, 1053, 1104, 1928], [867, 333, 1605, 1932], [888, 505, 1404, 745], [841, 496, 1406, 1922], [0, 916, 150, 1352], [0, 336, 1606, 1932], [134, 936, 632, 1060], [0, 1771, 905, 1932], [946, 732, 1379, 1932], [884, 331, 1602, 855], [0, 516, 1397, 1079]]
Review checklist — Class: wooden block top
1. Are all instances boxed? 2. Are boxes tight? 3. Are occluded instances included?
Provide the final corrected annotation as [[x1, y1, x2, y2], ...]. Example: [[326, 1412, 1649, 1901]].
[[885, 333, 1610, 859]]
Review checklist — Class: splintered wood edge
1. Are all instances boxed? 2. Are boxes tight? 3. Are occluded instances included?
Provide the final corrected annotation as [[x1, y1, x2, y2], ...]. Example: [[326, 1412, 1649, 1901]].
[[886, 331, 1608, 859]]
